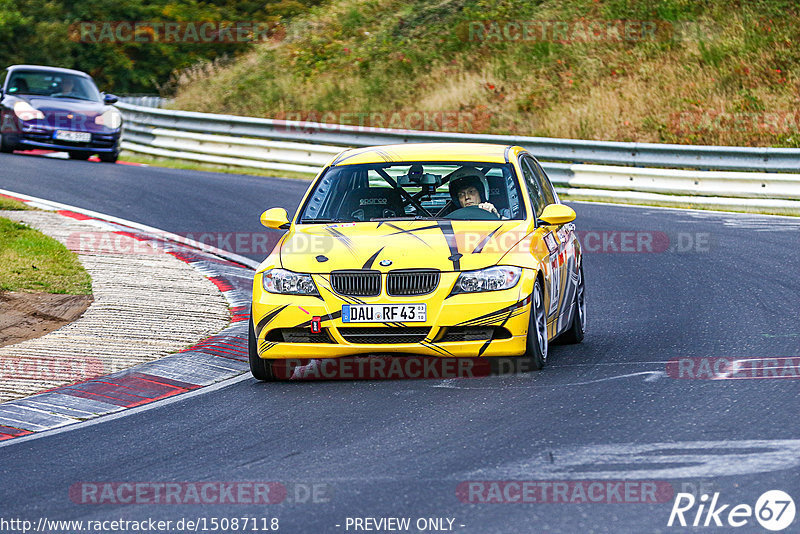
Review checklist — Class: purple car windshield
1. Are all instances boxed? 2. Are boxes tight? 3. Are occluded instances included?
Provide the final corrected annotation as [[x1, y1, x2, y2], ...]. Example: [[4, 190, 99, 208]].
[[6, 71, 102, 102]]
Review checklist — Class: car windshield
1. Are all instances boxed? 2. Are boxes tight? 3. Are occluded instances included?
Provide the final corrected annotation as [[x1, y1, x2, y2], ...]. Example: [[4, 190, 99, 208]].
[[5, 71, 101, 102], [298, 162, 526, 223]]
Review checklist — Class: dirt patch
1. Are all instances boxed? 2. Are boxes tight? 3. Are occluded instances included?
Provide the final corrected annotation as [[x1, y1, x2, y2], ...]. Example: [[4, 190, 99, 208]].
[[0, 292, 93, 348]]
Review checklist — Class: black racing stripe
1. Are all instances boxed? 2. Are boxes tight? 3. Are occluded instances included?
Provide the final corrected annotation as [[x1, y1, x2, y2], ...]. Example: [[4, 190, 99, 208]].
[[421, 340, 454, 357], [457, 310, 509, 326], [325, 227, 357, 254], [455, 296, 530, 327], [321, 283, 366, 305], [256, 304, 289, 338], [333, 147, 375, 165], [437, 220, 460, 270], [259, 341, 277, 353], [362, 247, 385, 270], [472, 226, 502, 254], [384, 223, 437, 248], [478, 308, 516, 356]]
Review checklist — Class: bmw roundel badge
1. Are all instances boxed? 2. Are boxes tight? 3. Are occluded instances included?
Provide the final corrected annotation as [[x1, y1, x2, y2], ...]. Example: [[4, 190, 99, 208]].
[[379, 259, 392, 267]]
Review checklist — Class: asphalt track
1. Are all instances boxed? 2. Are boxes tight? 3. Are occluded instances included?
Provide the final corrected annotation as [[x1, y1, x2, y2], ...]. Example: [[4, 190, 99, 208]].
[[1, 152, 799, 533]]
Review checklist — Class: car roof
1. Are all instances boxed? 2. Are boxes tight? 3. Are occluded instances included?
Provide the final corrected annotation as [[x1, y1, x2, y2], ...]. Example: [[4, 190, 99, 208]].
[[6, 65, 92, 78], [331, 143, 523, 166]]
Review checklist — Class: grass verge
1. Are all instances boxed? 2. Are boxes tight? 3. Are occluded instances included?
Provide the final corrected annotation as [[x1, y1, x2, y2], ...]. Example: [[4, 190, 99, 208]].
[[560, 194, 800, 217], [121, 152, 317, 180], [0, 196, 32, 210], [0, 216, 92, 294]]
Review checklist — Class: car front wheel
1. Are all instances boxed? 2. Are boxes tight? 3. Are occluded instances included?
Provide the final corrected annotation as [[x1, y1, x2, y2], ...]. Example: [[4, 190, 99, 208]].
[[0, 133, 14, 153], [99, 151, 119, 163], [521, 277, 548, 371], [249, 310, 294, 381]]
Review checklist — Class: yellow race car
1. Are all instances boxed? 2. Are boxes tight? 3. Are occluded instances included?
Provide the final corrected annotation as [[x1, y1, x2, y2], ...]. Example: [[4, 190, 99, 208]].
[[249, 143, 584, 380]]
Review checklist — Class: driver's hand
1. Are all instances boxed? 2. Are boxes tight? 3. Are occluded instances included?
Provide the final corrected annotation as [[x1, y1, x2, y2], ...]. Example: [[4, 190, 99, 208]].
[[478, 202, 499, 216]]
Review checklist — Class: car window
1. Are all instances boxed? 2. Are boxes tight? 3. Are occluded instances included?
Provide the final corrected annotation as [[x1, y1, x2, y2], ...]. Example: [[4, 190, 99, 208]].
[[298, 162, 526, 222], [530, 158, 558, 205], [5, 71, 101, 101], [519, 156, 546, 217]]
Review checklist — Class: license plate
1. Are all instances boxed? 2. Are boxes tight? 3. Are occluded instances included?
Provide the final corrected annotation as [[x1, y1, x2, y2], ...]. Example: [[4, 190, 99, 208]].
[[54, 130, 91, 142], [342, 304, 426, 323]]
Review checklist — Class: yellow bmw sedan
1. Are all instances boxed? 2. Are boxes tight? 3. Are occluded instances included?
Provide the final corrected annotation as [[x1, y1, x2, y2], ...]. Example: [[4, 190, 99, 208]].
[[249, 143, 585, 380]]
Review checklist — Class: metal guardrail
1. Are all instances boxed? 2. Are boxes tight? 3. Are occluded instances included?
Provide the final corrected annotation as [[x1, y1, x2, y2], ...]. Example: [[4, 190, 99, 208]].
[[117, 102, 800, 213]]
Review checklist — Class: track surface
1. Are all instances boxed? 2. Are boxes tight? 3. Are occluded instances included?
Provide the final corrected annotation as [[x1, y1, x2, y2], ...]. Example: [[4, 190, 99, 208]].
[[1, 152, 799, 533]]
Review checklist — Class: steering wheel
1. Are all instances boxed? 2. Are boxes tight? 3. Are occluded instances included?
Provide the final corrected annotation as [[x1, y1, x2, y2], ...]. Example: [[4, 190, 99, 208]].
[[444, 206, 500, 220]]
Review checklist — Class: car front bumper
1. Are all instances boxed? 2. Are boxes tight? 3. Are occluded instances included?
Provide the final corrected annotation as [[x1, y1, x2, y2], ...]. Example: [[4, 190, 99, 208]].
[[252, 269, 537, 359]]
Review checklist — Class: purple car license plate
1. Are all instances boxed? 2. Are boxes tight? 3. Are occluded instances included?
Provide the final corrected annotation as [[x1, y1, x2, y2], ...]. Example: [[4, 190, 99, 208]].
[[54, 130, 91, 142]]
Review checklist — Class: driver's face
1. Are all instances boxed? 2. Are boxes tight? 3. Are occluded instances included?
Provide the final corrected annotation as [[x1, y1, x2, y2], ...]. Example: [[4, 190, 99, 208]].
[[457, 186, 481, 207]]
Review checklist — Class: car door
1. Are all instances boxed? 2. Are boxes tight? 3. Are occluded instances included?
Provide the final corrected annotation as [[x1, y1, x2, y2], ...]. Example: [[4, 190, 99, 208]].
[[529, 156, 579, 334], [519, 154, 565, 335]]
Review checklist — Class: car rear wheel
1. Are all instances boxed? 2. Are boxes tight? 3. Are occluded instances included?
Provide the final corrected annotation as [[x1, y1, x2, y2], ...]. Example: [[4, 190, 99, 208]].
[[68, 151, 90, 160], [521, 278, 548, 371], [560, 265, 586, 344]]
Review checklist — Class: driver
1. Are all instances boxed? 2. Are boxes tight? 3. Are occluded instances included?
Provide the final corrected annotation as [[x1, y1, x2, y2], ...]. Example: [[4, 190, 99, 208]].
[[448, 166, 499, 216], [54, 77, 80, 98]]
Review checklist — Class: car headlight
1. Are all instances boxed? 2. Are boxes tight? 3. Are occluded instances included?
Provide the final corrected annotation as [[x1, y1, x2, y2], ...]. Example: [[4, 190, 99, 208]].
[[95, 109, 122, 129], [451, 266, 522, 294], [262, 268, 319, 296], [13, 101, 44, 121]]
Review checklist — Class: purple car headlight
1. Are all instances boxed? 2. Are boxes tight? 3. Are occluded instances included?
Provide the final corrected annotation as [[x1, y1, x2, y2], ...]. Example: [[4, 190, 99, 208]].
[[13, 102, 44, 121], [95, 109, 122, 129]]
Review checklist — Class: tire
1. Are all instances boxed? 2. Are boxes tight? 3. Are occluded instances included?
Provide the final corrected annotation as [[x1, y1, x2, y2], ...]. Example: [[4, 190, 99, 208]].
[[68, 151, 90, 160], [520, 277, 548, 371], [560, 265, 586, 344], [0, 133, 13, 153], [248, 310, 291, 381], [99, 151, 118, 163]]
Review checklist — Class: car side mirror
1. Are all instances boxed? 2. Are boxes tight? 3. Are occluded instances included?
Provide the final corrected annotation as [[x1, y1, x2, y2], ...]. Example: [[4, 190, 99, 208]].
[[103, 93, 118, 104], [261, 207, 291, 229], [537, 204, 576, 226]]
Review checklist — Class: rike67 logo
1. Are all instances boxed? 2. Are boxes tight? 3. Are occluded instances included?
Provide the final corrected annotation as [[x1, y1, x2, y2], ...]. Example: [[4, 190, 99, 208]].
[[668, 490, 795, 531]]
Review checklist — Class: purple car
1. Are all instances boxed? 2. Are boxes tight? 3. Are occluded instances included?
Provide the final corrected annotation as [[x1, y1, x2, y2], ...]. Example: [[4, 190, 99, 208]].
[[0, 65, 122, 162]]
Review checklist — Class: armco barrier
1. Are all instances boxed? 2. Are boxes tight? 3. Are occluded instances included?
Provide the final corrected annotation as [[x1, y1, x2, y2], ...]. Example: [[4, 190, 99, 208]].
[[116, 102, 800, 214]]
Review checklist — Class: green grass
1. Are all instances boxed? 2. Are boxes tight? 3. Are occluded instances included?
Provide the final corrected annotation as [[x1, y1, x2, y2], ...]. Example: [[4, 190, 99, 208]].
[[120, 152, 317, 180], [560, 193, 800, 217], [168, 0, 800, 148], [0, 217, 92, 294], [0, 196, 32, 210]]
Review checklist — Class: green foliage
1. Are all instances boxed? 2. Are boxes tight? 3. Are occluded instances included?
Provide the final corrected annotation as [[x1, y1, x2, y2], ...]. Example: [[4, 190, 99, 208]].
[[0, 0, 323, 93]]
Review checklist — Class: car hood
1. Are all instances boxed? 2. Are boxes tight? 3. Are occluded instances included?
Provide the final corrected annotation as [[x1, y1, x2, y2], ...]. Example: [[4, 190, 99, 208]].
[[14, 95, 117, 132], [278, 219, 532, 273]]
